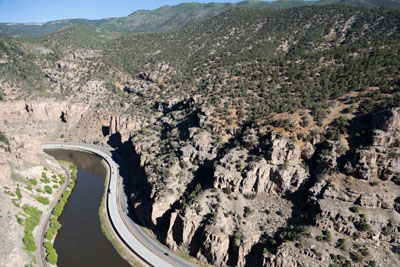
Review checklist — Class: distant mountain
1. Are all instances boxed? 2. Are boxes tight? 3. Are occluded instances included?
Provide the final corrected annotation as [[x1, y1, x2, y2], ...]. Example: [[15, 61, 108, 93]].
[[1, 0, 399, 37]]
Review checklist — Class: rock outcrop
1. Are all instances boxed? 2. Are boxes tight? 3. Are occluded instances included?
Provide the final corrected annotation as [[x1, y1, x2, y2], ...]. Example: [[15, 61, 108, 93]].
[[213, 132, 309, 196]]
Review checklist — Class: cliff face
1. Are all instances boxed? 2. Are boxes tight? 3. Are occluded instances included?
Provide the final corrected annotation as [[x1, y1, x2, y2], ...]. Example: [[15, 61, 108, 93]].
[[0, 99, 122, 266], [1, 4, 400, 267], [121, 107, 400, 267]]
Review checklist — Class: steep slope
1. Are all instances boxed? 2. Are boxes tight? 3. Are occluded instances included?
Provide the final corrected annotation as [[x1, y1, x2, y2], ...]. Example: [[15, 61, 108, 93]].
[[99, 5, 399, 266], [1, 0, 400, 37], [0, 4, 400, 267]]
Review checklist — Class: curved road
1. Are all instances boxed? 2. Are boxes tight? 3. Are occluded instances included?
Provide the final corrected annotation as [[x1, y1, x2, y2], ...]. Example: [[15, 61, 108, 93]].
[[42, 142, 195, 267]]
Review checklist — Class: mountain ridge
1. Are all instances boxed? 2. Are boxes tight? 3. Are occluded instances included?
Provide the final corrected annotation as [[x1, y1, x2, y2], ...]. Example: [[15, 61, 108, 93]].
[[0, 3, 400, 266], [1, 0, 400, 37]]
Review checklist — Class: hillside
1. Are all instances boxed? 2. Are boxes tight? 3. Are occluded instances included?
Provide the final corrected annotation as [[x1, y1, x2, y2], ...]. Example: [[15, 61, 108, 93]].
[[1, 0, 400, 37], [0, 4, 400, 267]]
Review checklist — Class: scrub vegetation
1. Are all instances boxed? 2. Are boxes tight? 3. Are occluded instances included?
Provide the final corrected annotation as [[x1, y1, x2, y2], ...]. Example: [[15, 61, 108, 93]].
[[43, 163, 77, 266]]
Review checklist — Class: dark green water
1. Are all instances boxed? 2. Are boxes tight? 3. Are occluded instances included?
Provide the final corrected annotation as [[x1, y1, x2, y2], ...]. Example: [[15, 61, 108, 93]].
[[44, 149, 130, 267]]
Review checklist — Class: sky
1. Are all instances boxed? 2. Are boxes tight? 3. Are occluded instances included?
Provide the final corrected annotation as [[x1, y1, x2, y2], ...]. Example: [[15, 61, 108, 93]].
[[0, 0, 275, 23]]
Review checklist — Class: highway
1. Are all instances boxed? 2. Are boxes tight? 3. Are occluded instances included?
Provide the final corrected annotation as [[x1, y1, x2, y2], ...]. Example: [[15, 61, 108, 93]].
[[42, 142, 196, 267]]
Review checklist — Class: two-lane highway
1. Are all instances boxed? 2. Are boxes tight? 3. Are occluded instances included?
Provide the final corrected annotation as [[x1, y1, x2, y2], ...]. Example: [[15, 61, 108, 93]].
[[42, 142, 196, 267]]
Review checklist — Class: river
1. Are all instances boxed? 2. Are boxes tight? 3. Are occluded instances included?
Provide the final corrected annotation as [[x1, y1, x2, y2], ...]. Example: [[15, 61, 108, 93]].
[[44, 149, 130, 267]]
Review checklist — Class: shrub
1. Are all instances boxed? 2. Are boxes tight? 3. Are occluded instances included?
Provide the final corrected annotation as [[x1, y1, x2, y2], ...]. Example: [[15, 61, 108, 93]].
[[349, 206, 359, 213], [46, 247, 58, 265], [40, 177, 50, 184], [53, 201, 66, 217], [336, 238, 347, 251], [45, 230, 54, 240], [35, 196, 50, 205], [350, 251, 363, 263], [369, 181, 379, 186], [44, 241, 52, 250], [354, 219, 370, 232], [44, 185, 52, 194], [22, 205, 42, 252], [223, 187, 232, 194], [23, 232, 36, 252], [16, 187, 22, 200], [69, 180, 75, 189], [58, 175, 66, 185], [323, 230, 332, 242], [29, 178, 38, 185], [244, 206, 253, 218], [69, 164, 77, 181], [243, 193, 256, 200], [353, 231, 361, 239], [0, 130, 9, 144]]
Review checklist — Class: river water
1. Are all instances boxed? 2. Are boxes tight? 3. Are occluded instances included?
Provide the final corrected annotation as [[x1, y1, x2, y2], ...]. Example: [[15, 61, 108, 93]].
[[44, 149, 130, 267]]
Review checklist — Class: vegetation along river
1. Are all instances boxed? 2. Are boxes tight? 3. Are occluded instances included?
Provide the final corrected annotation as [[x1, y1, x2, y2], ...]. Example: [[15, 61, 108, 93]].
[[44, 149, 130, 267]]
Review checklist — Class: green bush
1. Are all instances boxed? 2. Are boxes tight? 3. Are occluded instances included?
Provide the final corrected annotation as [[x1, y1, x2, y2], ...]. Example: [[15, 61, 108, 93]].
[[23, 231, 36, 252], [29, 178, 38, 185], [336, 238, 347, 251], [44, 185, 52, 194], [0, 130, 9, 144], [58, 175, 66, 185], [323, 230, 332, 242], [354, 219, 370, 232], [62, 190, 71, 199], [50, 217, 61, 230], [16, 187, 22, 200], [45, 230, 54, 240], [44, 241, 52, 250], [69, 164, 78, 181], [35, 195, 50, 205], [22, 205, 42, 252], [243, 206, 253, 218], [69, 180, 75, 189], [53, 201, 66, 217], [46, 247, 58, 265], [349, 206, 359, 213], [40, 177, 50, 184]]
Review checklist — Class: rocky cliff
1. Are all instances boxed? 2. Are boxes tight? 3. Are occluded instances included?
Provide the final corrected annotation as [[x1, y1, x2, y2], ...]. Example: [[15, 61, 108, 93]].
[[1, 4, 400, 267]]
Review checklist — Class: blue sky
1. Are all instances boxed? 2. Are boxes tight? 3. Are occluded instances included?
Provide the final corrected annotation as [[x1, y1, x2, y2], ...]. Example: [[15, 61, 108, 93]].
[[0, 0, 275, 23]]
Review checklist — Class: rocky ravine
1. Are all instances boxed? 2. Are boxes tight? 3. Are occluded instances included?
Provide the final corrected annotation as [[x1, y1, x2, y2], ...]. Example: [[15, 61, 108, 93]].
[[109, 104, 400, 267], [1, 5, 400, 266], [1, 99, 399, 266]]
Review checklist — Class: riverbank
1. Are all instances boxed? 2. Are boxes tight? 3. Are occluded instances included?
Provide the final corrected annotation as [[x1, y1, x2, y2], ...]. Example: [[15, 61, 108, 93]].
[[35, 162, 72, 267], [41, 143, 195, 267]]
